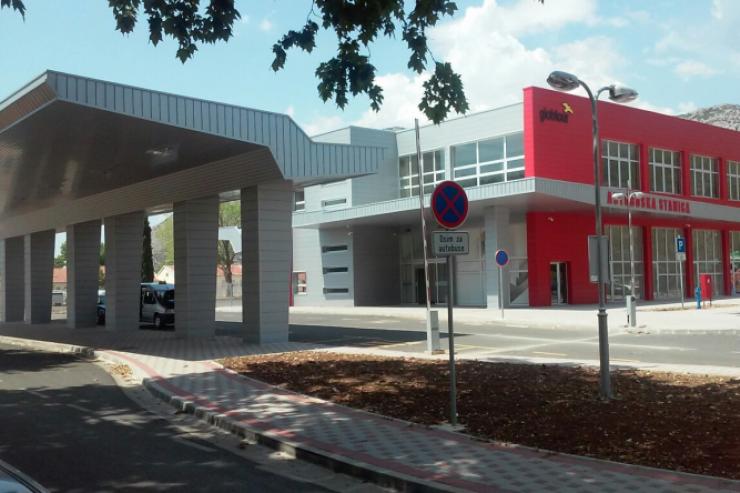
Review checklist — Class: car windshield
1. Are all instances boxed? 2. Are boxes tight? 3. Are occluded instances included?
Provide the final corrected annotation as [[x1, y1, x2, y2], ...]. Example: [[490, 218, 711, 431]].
[[156, 290, 175, 309]]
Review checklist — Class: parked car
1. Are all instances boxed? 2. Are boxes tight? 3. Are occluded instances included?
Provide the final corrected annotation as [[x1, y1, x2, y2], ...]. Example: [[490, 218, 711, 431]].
[[140, 283, 175, 329], [0, 458, 47, 492], [96, 283, 175, 329]]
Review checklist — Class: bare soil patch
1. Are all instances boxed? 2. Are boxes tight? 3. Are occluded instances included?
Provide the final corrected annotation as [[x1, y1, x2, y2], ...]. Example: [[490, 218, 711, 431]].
[[221, 351, 740, 479]]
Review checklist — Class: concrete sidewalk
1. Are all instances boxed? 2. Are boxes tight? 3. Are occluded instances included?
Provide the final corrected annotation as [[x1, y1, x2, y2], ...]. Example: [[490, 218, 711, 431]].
[[283, 298, 740, 333], [1, 323, 738, 493]]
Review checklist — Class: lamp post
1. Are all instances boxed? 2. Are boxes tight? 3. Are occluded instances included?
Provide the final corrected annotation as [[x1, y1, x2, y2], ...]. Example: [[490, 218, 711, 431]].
[[611, 184, 644, 328], [546, 71, 638, 400]]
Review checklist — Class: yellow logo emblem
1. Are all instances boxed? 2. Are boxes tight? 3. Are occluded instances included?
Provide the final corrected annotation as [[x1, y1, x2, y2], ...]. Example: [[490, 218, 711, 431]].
[[562, 102, 574, 114]]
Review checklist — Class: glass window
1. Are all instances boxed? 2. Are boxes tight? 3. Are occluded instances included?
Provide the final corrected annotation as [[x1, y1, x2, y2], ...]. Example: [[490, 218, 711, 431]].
[[479, 137, 504, 162], [692, 229, 724, 290], [649, 148, 681, 194], [607, 225, 644, 300], [293, 272, 307, 294], [399, 149, 445, 197], [602, 140, 639, 188], [449, 131, 525, 188], [731, 231, 740, 295], [452, 143, 477, 168], [690, 155, 719, 198], [293, 190, 305, 211], [652, 227, 683, 299], [728, 160, 740, 201]]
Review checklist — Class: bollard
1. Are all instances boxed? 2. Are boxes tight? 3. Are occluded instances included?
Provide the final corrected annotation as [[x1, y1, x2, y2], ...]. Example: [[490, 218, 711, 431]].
[[695, 286, 702, 310]]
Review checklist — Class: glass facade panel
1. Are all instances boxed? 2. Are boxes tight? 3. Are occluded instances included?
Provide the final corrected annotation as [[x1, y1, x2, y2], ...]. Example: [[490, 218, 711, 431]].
[[607, 225, 644, 300], [728, 161, 740, 201], [649, 148, 681, 194], [731, 231, 740, 295], [690, 155, 719, 198], [399, 149, 445, 197], [602, 140, 639, 188], [692, 229, 724, 291], [652, 227, 684, 299], [449, 132, 525, 188]]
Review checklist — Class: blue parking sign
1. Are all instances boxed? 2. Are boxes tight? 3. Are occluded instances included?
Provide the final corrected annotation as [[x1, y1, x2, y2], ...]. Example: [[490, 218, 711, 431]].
[[676, 237, 686, 254]]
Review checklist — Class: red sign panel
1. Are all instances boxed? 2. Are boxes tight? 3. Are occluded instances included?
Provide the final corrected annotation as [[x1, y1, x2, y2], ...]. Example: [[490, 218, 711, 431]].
[[431, 181, 469, 230]]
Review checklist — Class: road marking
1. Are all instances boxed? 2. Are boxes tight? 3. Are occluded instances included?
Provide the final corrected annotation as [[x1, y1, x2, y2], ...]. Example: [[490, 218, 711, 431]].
[[379, 341, 424, 349], [532, 351, 567, 357], [172, 435, 216, 453], [612, 358, 641, 363], [67, 403, 94, 413], [25, 390, 49, 400]]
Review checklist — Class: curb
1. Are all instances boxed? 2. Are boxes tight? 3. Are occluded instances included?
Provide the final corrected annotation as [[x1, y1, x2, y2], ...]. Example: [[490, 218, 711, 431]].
[[0, 335, 466, 493]]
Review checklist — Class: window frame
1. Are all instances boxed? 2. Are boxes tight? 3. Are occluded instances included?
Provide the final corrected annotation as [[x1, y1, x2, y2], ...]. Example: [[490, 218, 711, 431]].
[[728, 160, 740, 201], [602, 140, 640, 189], [649, 147, 681, 195], [690, 154, 719, 198], [398, 149, 445, 197], [450, 131, 525, 188]]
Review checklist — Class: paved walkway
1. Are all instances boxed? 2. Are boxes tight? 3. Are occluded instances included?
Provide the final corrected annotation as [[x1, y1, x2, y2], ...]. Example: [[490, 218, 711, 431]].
[[1, 322, 738, 493], [285, 298, 740, 333]]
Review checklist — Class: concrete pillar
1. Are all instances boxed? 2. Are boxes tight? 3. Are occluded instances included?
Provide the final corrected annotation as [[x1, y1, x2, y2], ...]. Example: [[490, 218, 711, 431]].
[[24, 230, 55, 324], [67, 220, 102, 328], [241, 181, 292, 344], [105, 211, 144, 331], [485, 206, 510, 310], [173, 196, 219, 337], [0, 237, 25, 322]]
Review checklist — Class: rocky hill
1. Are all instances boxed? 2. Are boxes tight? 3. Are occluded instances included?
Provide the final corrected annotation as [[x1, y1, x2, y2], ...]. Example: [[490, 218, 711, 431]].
[[681, 104, 740, 131]]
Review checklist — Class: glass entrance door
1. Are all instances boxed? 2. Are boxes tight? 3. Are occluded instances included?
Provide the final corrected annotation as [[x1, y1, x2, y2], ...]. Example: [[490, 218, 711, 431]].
[[550, 262, 568, 304]]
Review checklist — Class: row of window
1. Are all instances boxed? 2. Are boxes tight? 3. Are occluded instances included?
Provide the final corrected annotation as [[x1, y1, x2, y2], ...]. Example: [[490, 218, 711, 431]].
[[602, 140, 740, 200], [398, 132, 525, 196]]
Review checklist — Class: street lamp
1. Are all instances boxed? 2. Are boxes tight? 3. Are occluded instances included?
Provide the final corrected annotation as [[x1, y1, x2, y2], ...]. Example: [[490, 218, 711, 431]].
[[546, 70, 638, 400], [611, 184, 644, 328]]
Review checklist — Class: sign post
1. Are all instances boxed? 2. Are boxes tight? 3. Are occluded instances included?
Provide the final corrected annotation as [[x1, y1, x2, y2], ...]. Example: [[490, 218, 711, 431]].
[[495, 249, 510, 319], [676, 236, 686, 309], [431, 181, 469, 428]]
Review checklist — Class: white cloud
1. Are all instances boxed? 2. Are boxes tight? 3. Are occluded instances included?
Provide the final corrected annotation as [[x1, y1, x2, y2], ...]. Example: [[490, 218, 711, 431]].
[[677, 102, 698, 114], [674, 60, 718, 80], [285, 105, 295, 118], [302, 115, 347, 137], [239, 15, 250, 24], [259, 19, 273, 32]]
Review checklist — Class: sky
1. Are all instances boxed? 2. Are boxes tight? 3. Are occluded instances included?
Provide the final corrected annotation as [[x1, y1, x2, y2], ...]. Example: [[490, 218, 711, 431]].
[[2, 0, 738, 254], [2, 0, 740, 138]]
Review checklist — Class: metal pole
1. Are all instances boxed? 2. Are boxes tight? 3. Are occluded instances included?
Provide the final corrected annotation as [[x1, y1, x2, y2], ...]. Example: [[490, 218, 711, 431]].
[[583, 82, 612, 400], [499, 267, 505, 319], [415, 120, 433, 328], [627, 188, 637, 327], [679, 259, 685, 309], [446, 254, 457, 427]]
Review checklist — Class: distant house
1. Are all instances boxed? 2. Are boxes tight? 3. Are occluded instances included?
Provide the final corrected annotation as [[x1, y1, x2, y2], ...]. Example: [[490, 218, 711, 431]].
[[53, 267, 67, 291]]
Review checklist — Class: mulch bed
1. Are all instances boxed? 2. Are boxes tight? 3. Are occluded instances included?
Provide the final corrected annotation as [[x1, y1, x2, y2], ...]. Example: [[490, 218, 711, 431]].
[[220, 352, 740, 480]]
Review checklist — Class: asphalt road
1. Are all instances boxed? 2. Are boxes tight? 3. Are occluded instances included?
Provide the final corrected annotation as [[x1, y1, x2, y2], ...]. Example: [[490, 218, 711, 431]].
[[258, 312, 740, 369], [0, 343, 387, 493]]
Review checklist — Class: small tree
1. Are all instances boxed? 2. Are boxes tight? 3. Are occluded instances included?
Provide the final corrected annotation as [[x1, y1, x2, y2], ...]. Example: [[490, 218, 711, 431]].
[[218, 201, 240, 298], [54, 241, 67, 268], [142, 218, 154, 282]]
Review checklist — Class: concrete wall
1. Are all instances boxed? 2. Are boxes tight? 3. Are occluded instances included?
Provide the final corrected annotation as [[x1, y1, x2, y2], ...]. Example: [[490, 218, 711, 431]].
[[349, 128, 399, 206], [292, 227, 354, 307], [24, 230, 55, 324], [352, 226, 401, 306]]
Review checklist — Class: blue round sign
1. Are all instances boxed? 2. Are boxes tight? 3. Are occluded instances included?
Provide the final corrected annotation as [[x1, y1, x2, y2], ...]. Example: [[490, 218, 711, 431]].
[[431, 181, 469, 230], [495, 249, 509, 267]]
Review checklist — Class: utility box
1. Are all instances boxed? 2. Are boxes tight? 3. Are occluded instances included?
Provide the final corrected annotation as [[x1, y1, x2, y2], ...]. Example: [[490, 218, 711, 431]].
[[699, 274, 713, 302]]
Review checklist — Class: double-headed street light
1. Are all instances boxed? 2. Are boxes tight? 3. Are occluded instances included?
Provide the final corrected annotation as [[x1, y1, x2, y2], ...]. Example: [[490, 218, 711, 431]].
[[612, 185, 644, 328], [546, 70, 638, 400]]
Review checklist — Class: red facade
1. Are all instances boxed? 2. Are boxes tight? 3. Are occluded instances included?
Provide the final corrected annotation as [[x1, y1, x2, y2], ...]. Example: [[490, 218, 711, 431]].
[[523, 87, 740, 306]]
